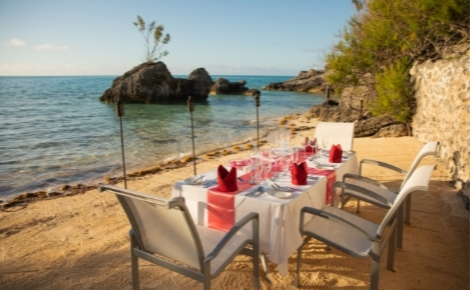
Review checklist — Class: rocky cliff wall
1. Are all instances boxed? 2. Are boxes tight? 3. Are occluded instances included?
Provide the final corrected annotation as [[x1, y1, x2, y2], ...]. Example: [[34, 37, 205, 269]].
[[410, 53, 470, 193]]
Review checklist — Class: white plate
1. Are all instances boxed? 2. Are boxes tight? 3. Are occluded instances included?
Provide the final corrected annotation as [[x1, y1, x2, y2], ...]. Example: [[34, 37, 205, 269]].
[[267, 190, 292, 199]]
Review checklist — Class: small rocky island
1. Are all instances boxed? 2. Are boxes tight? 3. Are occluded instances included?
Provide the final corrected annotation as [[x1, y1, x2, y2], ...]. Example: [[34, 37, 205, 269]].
[[100, 62, 257, 104], [263, 69, 327, 93]]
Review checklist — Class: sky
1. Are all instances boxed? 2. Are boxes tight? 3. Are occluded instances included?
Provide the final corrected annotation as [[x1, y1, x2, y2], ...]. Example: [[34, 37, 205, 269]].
[[0, 0, 356, 76]]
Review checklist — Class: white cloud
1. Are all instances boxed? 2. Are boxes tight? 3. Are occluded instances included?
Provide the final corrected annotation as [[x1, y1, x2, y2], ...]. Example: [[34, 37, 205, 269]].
[[34, 44, 70, 50], [34, 44, 55, 50], [8, 38, 26, 46]]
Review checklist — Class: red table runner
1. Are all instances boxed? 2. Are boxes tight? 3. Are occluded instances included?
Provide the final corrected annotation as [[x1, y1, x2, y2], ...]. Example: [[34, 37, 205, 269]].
[[207, 171, 253, 232]]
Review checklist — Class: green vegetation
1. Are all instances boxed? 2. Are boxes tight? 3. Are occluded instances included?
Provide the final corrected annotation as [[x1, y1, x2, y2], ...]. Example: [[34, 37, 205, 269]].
[[134, 15, 171, 62], [326, 0, 469, 122]]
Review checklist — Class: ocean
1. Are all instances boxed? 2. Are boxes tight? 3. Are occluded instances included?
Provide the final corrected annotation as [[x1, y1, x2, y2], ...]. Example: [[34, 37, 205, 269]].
[[0, 75, 324, 200]]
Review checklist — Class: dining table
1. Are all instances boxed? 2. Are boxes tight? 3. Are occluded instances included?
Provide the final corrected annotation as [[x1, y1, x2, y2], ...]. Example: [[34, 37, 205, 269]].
[[171, 150, 359, 276]]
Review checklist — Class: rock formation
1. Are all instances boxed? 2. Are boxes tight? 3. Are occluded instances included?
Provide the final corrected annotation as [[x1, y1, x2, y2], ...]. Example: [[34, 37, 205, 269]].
[[308, 100, 409, 138], [263, 69, 327, 93], [100, 62, 213, 103], [209, 78, 251, 95]]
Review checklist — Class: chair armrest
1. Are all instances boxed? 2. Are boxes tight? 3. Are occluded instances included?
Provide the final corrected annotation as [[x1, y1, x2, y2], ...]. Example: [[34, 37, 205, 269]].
[[342, 173, 399, 193], [300, 207, 379, 242], [205, 212, 259, 262], [360, 159, 407, 176], [333, 181, 393, 207]]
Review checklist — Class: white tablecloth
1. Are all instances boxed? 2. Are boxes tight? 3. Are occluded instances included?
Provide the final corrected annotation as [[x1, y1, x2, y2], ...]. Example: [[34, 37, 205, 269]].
[[171, 154, 358, 275]]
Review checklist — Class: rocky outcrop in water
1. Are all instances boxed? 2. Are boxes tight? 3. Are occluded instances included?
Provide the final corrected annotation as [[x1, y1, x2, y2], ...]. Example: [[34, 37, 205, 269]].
[[263, 69, 327, 93], [209, 78, 252, 95], [100, 62, 213, 103], [100, 62, 257, 103]]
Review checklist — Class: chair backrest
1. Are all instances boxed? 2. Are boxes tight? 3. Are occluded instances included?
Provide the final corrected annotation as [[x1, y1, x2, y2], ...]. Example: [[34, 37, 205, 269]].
[[314, 122, 355, 151], [401, 141, 439, 188], [100, 185, 205, 271], [377, 165, 435, 236]]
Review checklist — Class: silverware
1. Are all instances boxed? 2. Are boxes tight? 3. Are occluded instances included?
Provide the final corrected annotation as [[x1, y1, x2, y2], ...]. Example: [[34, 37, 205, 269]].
[[253, 186, 265, 197], [246, 186, 262, 196], [190, 175, 204, 184], [203, 180, 217, 188], [270, 182, 300, 193]]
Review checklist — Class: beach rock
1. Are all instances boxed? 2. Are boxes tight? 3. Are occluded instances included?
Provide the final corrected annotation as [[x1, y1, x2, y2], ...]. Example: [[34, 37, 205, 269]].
[[99, 62, 214, 103], [354, 115, 408, 137], [246, 89, 261, 96], [308, 99, 408, 137], [263, 69, 327, 93], [210, 78, 250, 95]]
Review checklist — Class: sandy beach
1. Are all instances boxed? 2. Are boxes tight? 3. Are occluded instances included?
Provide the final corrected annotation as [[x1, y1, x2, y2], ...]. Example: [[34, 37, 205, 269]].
[[0, 113, 468, 290]]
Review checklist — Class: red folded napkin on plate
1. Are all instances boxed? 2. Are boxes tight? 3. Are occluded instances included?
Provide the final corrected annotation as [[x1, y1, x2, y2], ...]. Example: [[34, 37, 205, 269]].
[[291, 161, 308, 185], [216, 165, 238, 192], [329, 144, 343, 163]]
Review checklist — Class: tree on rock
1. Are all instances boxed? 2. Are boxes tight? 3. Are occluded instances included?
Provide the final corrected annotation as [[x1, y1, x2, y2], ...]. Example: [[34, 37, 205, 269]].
[[134, 15, 171, 62]]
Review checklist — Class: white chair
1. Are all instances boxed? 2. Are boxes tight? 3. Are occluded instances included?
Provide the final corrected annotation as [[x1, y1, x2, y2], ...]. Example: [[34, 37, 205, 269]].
[[99, 185, 259, 290], [296, 165, 435, 290], [335, 141, 439, 248], [314, 122, 355, 151]]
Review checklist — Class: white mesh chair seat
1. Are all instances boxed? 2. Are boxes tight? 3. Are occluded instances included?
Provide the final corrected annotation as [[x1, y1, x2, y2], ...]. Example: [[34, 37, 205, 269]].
[[99, 185, 260, 290], [338, 141, 439, 249], [296, 165, 435, 290], [341, 180, 398, 208], [196, 224, 252, 275], [302, 206, 378, 258]]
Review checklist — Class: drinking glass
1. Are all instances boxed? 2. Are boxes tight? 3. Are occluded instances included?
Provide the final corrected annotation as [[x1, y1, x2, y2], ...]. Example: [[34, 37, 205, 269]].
[[277, 130, 290, 148], [261, 159, 273, 183], [321, 136, 330, 153], [247, 157, 262, 184], [279, 150, 294, 176]]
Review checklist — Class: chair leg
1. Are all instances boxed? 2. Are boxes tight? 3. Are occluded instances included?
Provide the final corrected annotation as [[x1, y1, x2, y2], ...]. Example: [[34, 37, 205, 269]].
[[296, 246, 303, 288], [397, 206, 404, 249], [203, 262, 211, 290], [356, 198, 361, 214], [387, 228, 396, 272], [370, 243, 381, 290], [130, 236, 139, 290], [405, 195, 412, 225], [131, 251, 139, 290], [253, 252, 260, 289]]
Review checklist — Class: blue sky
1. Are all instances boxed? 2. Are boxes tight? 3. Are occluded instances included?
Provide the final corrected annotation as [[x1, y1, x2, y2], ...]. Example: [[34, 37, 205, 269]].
[[0, 0, 355, 76]]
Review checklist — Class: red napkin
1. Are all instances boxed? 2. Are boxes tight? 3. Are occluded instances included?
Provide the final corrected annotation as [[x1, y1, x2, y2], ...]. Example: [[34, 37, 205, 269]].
[[291, 161, 308, 185], [329, 144, 343, 163], [309, 137, 317, 146], [216, 165, 238, 192], [304, 137, 317, 154]]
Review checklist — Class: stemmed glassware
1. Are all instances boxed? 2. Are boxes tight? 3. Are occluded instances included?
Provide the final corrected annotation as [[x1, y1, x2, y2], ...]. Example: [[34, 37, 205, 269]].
[[321, 136, 330, 154], [279, 148, 294, 177]]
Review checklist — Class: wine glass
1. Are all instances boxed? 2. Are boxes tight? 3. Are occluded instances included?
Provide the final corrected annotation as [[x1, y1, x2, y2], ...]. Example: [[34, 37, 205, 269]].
[[279, 149, 294, 177], [321, 136, 330, 153], [247, 156, 262, 184], [277, 130, 289, 148], [261, 158, 273, 183]]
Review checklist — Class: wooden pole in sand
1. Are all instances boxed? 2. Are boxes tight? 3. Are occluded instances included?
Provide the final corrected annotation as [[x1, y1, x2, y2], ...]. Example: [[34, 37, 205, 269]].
[[254, 92, 260, 149], [116, 97, 127, 189], [326, 85, 331, 122], [188, 96, 197, 176]]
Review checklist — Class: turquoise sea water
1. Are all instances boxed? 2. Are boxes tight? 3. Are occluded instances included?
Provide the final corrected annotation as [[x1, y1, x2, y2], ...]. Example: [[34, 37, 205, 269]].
[[0, 75, 324, 200]]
